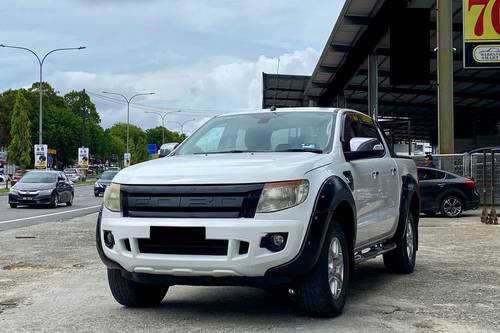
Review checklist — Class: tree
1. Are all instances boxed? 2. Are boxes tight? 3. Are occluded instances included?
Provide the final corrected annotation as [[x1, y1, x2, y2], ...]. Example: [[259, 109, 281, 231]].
[[108, 123, 148, 164], [145, 126, 185, 149], [8, 91, 32, 169]]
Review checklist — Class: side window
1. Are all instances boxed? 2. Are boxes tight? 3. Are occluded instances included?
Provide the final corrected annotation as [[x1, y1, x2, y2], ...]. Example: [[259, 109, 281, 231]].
[[343, 114, 385, 158], [418, 169, 445, 180]]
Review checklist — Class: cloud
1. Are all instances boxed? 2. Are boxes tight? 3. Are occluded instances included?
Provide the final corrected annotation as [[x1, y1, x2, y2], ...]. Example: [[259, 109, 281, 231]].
[[49, 47, 319, 133]]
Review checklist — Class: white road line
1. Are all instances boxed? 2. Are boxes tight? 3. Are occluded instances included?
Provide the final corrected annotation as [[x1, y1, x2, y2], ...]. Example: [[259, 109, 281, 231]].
[[0, 205, 101, 225]]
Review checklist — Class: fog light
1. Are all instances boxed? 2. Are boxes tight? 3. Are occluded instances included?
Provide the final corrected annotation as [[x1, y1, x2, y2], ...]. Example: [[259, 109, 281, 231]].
[[103, 230, 115, 249], [260, 233, 288, 252]]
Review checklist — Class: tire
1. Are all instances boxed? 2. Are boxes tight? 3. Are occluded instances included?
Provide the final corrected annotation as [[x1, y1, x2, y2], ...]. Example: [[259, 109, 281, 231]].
[[66, 193, 74, 206], [94, 192, 99, 197], [383, 213, 417, 274], [51, 193, 59, 208], [10, 203, 17, 208], [107, 269, 168, 307], [440, 195, 463, 218], [295, 223, 350, 318]]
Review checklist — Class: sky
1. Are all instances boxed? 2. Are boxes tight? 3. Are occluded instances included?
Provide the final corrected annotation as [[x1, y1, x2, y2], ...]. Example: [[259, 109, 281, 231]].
[[0, 0, 343, 134]]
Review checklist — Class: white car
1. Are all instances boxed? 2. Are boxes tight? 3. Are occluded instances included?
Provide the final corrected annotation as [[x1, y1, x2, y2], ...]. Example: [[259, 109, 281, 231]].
[[97, 108, 420, 317]]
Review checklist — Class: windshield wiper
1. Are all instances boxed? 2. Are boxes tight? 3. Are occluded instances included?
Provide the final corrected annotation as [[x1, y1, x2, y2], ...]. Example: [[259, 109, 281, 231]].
[[279, 148, 324, 154], [194, 150, 260, 155]]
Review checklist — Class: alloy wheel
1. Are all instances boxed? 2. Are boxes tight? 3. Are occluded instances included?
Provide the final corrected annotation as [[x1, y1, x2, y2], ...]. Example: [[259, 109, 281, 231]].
[[328, 236, 344, 300]]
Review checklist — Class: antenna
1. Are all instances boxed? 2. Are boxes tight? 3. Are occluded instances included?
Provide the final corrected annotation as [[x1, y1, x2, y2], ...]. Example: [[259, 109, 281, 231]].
[[271, 57, 280, 111]]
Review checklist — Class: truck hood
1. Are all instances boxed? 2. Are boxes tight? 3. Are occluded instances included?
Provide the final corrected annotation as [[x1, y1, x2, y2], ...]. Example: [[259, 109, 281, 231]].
[[113, 153, 332, 185]]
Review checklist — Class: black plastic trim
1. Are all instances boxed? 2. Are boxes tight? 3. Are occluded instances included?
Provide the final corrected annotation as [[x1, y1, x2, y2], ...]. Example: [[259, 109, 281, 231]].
[[394, 174, 420, 249], [265, 176, 356, 277]]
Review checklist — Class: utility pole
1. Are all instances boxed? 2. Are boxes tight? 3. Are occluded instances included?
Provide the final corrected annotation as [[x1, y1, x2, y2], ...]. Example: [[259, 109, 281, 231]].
[[81, 89, 87, 147], [436, 0, 454, 154], [102, 91, 155, 153], [144, 110, 181, 144], [0, 44, 85, 145], [171, 119, 196, 135]]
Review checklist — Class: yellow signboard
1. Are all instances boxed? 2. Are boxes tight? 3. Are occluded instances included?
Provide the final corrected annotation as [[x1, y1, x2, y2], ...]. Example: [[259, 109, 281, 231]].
[[463, 0, 500, 68]]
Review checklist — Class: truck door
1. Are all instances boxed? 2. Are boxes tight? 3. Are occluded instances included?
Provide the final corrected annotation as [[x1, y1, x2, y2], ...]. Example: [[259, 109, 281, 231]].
[[342, 114, 390, 248]]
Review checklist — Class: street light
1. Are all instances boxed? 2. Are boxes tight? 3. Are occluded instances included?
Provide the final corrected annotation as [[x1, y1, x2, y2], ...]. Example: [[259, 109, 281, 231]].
[[144, 110, 181, 145], [0, 44, 86, 145], [102, 91, 155, 153], [170, 118, 197, 135]]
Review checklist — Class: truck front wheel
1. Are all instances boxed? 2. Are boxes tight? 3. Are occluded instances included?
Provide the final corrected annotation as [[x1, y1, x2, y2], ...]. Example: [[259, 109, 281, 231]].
[[383, 214, 417, 274], [295, 222, 350, 318], [107, 269, 168, 307]]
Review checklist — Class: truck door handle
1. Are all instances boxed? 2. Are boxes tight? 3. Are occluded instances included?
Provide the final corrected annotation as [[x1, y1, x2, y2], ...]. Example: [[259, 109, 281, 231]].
[[372, 171, 379, 179], [390, 167, 397, 176]]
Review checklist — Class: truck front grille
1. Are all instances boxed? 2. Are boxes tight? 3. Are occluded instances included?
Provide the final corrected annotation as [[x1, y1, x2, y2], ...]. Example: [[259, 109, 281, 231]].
[[121, 184, 264, 218]]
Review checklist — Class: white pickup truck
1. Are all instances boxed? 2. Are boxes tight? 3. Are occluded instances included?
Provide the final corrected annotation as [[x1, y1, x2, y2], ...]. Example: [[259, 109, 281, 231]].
[[97, 108, 420, 317]]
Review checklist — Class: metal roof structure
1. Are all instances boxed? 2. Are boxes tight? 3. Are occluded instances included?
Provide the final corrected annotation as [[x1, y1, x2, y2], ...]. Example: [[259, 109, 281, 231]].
[[262, 73, 310, 108], [263, 0, 500, 145]]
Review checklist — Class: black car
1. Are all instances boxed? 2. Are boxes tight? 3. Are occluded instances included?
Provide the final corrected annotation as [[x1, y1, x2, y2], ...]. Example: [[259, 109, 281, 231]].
[[418, 167, 480, 217], [94, 170, 119, 196], [9, 171, 74, 208]]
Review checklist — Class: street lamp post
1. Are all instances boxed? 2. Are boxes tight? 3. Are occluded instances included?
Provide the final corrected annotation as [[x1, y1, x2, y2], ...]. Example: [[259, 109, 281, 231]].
[[0, 44, 86, 145], [144, 110, 181, 144], [171, 118, 196, 135], [102, 91, 155, 153]]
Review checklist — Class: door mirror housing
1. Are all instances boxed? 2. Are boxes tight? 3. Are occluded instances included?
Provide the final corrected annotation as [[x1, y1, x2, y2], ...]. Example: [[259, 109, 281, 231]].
[[344, 137, 385, 161]]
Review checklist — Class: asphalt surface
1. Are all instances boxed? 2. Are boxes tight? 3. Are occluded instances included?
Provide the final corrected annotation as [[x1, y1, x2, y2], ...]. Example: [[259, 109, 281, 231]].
[[0, 210, 499, 332], [0, 184, 101, 232]]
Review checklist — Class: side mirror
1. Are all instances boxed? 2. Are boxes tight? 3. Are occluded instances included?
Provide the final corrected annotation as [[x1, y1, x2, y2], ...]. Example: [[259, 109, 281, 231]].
[[345, 137, 385, 162]]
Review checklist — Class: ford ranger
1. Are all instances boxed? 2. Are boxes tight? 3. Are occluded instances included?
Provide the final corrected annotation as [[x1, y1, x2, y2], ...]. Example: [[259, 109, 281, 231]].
[[97, 108, 420, 317]]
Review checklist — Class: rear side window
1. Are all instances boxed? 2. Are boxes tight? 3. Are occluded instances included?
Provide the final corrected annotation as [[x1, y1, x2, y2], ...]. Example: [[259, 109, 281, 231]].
[[418, 169, 445, 180]]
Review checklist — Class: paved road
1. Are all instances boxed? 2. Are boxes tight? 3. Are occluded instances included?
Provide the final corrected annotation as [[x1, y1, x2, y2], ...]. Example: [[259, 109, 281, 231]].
[[0, 184, 101, 231]]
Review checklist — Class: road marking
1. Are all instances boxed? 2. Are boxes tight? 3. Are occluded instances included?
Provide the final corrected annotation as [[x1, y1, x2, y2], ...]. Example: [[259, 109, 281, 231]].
[[0, 205, 101, 225]]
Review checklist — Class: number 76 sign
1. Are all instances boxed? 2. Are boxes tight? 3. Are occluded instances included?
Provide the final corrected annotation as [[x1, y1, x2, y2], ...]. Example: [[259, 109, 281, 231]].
[[464, 0, 500, 68]]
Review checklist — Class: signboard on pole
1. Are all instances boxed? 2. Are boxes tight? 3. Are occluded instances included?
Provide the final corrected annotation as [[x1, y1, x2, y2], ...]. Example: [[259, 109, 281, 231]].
[[124, 153, 131, 168], [463, 0, 500, 68], [147, 144, 157, 156], [34, 144, 48, 169], [78, 147, 89, 169]]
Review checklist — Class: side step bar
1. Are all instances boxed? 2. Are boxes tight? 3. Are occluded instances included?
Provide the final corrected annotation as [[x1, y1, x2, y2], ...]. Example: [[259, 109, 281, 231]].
[[354, 242, 396, 265]]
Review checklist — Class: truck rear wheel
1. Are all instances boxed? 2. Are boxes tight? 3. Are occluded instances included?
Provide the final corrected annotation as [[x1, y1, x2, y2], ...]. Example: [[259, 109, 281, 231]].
[[107, 269, 168, 307], [383, 214, 416, 274], [295, 222, 350, 318]]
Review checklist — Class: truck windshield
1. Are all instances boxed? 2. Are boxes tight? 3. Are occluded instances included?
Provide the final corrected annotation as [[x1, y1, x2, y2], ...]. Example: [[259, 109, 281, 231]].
[[175, 112, 335, 155]]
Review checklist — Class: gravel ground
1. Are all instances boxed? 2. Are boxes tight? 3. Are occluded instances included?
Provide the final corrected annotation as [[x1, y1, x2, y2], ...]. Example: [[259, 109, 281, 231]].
[[0, 211, 499, 332]]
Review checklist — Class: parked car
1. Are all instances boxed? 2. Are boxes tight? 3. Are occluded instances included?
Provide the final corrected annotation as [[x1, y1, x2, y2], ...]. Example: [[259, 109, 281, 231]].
[[0, 174, 9, 183], [418, 167, 480, 217], [106, 166, 120, 171], [94, 170, 119, 197], [9, 170, 74, 208], [158, 142, 178, 157], [10, 169, 30, 186], [97, 108, 420, 317], [64, 168, 84, 182]]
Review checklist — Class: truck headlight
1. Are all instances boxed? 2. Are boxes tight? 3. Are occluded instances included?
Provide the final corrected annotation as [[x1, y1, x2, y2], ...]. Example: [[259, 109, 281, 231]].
[[103, 183, 121, 212], [256, 180, 309, 213]]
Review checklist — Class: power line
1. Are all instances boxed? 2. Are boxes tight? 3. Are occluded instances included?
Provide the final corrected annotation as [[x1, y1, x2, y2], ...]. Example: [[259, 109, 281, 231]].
[[86, 90, 262, 117]]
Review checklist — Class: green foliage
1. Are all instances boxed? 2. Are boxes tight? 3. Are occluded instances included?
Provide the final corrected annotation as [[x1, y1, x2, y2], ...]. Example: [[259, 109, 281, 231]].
[[1, 83, 187, 167], [8, 91, 32, 168], [109, 123, 148, 164], [145, 126, 185, 148]]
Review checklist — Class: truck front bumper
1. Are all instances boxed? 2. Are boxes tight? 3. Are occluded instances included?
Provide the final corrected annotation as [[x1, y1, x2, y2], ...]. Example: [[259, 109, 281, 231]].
[[97, 209, 307, 278]]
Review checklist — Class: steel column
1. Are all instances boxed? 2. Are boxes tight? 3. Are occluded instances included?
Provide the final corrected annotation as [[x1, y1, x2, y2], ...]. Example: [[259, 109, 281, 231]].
[[336, 92, 346, 108], [368, 53, 378, 120], [437, 0, 454, 153]]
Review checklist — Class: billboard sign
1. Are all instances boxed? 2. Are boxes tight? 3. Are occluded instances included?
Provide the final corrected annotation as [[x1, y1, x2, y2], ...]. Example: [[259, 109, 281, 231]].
[[464, 0, 500, 68], [124, 153, 131, 168], [78, 147, 89, 169], [34, 144, 48, 169]]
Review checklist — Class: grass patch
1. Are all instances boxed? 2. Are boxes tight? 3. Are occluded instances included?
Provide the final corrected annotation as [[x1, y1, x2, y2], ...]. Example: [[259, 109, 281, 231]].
[[0, 187, 9, 193]]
